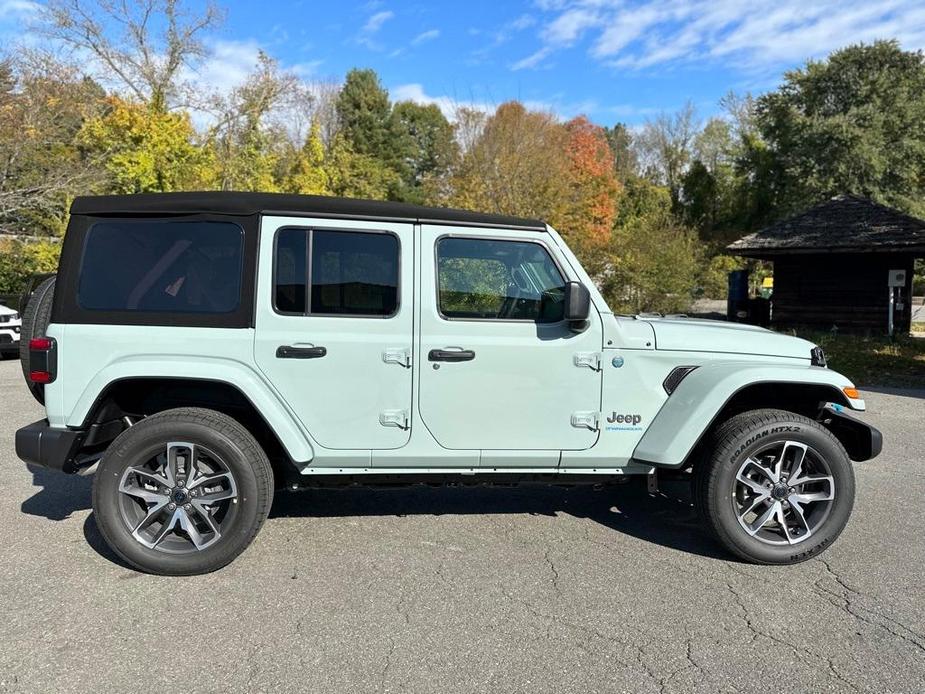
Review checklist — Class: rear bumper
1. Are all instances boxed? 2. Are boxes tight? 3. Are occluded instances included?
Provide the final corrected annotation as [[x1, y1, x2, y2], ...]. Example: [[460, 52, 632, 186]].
[[16, 420, 84, 473]]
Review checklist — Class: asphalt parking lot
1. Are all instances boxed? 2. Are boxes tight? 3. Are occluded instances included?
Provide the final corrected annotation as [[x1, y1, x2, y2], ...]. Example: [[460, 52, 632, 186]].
[[1, 357, 924, 693]]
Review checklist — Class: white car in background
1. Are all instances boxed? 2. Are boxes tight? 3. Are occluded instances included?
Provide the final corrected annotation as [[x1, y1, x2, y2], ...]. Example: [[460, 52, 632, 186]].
[[0, 302, 22, 358]]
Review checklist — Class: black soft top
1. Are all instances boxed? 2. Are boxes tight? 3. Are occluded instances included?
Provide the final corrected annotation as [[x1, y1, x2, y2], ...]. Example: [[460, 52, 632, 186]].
[[70, 192, 545, 230]]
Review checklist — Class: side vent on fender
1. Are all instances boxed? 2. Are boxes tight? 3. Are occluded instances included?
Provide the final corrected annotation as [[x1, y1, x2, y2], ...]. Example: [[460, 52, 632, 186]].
[[663, 366, 698, 395]]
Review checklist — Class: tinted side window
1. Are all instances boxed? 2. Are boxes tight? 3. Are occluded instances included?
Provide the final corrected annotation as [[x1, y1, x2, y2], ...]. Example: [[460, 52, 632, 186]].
[[78, 221, 243, 314], [273, 229, 400, 317], [437, 237, 566, 322], [274, 228, 307, 313]]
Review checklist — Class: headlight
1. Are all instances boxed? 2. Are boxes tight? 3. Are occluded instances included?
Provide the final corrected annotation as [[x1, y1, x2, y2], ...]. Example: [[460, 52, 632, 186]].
[[811, 346, 827, 367], [12, 313, 19, 321]]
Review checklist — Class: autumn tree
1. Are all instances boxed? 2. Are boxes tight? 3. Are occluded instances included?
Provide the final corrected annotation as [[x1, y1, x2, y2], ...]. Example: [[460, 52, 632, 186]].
[[206, 52, 298, 192], [325, 134, 398, 200], [283, 121, 330, 195], [560, 116, 619, 249], [40, 0, 223, 112], [79, 96, 212, 193], [448, 101, 570, 221], [0, 54, 106, 234]]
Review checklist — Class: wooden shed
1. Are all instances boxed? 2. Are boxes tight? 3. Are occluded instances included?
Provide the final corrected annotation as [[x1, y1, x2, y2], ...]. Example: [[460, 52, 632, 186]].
[[727, 196, 925, 334]]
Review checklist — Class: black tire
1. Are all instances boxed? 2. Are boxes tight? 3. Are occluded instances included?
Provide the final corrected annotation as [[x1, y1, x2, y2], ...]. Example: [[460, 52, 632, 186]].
[[694, 408, 855, 565], [18, 276, 56, 404], [92, 407, 274, 575]]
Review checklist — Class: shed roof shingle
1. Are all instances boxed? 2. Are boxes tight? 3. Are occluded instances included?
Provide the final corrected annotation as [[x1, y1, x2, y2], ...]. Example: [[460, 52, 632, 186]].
[[727, 195, 925, 257]]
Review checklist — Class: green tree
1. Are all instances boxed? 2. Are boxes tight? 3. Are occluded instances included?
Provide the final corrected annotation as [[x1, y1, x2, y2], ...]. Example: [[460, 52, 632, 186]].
[[335, 69, 393, 162], [593, 178, 702, 314], [754, 40, 925, 217], [389, 101, 457, 204], [634, 101, 699, 207], [681, 117, 739, 243], [603, 123, 638, 183]]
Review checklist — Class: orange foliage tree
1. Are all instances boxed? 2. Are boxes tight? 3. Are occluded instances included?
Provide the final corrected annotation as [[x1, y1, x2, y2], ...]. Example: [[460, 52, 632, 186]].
[[561, 116, 620, 249], [445, 103, 620, 258]]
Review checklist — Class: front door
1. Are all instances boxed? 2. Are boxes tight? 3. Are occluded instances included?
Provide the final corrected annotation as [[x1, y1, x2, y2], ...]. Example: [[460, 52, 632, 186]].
[[418, 226, 603, 452], [254, 216, 413, 451]]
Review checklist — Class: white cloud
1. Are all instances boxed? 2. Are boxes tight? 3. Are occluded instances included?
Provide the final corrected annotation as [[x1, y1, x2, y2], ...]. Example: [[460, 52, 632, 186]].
[[362, 10, 394, 34], [0, 0, 38, 20], [355, 9, 395, 50], [511, 46, 552, 70], [390, 83, 491, 119], [411, 28, 440, 45], [391, 83, 603, 122], [514, 0, 925, 72]]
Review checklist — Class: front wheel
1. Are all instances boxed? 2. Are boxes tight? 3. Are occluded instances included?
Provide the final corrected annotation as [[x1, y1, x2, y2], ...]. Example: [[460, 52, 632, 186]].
[[92, 408, 274, 575], [694, 408, 855, 564]]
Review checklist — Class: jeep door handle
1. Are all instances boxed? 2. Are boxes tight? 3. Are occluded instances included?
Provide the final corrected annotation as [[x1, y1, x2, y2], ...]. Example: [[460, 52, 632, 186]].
[[276, 345, 327, 359], [428, 348, 475, 362]]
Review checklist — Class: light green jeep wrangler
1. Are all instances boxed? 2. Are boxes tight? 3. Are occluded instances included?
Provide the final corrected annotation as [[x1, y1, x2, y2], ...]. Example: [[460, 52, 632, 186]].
[[16, 192, 882, 575]]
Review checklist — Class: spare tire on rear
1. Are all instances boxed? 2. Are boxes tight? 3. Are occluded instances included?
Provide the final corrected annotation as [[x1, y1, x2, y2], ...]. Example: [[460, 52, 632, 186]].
[[19, 275, 56, 405]]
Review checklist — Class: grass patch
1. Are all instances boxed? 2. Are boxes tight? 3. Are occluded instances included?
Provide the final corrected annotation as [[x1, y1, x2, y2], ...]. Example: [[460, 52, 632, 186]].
[[793, 330, 925, 388]]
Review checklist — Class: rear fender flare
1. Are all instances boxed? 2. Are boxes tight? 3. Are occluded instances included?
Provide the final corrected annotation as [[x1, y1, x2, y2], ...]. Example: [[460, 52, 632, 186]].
[[67, 355, 315, 463]]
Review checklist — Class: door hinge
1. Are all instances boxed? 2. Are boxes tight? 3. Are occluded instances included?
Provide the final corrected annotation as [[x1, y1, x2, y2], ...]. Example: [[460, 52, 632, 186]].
[[570, 411, 600, 431], [573, 352, 602, 371], [379, 409, 409, 429], [382, 348, 411, 368]]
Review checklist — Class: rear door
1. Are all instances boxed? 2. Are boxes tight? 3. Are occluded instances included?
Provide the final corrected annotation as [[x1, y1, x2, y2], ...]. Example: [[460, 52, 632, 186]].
[[254, 216, 413, 451], [418, 226, 603, 453]]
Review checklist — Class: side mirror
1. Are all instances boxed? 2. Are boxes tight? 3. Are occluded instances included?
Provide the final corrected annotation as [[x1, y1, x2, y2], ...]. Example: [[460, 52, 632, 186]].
[[563, 281, 590, 332]]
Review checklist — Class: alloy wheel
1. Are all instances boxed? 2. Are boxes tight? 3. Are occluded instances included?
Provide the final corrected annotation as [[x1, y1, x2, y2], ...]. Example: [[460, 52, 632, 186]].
[[117, 442, 238, 553], [733, 440, 836, 545]]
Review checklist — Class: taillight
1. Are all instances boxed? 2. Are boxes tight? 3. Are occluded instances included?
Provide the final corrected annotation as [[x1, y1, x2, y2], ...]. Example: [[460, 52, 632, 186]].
[[29, 370, 53, 384], [30, 337, 53, 351], [29, 336, 57, 385]]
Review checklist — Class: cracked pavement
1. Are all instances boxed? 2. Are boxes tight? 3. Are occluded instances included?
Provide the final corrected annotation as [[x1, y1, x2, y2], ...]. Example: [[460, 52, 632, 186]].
[[1, 360, 923, 693]]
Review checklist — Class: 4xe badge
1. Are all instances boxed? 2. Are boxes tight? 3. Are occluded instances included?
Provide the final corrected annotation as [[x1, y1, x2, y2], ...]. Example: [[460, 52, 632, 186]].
[[605, 412, 643, 432]]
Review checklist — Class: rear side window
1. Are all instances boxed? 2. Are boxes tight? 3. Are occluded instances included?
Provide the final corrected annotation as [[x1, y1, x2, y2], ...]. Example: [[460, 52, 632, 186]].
[[78, 221, 244, 314], [273, 229, 399, 317]]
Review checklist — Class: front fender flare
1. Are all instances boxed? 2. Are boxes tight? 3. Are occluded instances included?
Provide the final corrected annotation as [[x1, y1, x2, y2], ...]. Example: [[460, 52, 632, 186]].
[[632, 362, 862, 468]]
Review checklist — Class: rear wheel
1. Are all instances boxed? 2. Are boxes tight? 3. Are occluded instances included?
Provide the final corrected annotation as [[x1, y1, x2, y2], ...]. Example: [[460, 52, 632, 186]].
[[694, 408, 855, 564], [18, 276, 55, 404], [92, 407, 274, 575]]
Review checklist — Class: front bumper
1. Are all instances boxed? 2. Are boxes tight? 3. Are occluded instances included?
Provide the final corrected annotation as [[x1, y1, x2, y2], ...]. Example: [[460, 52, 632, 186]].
[[821, 406, 883, 462], [16, 420, 84, 472]]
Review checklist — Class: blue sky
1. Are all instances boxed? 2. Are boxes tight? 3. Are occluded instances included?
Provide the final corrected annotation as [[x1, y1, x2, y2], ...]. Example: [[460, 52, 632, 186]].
[[4, 0, 925, 125]]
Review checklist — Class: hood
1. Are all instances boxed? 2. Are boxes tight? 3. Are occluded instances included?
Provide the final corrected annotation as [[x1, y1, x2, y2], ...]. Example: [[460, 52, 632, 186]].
[[643, 316, 815, 361], [0, 303, 17, 317]]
